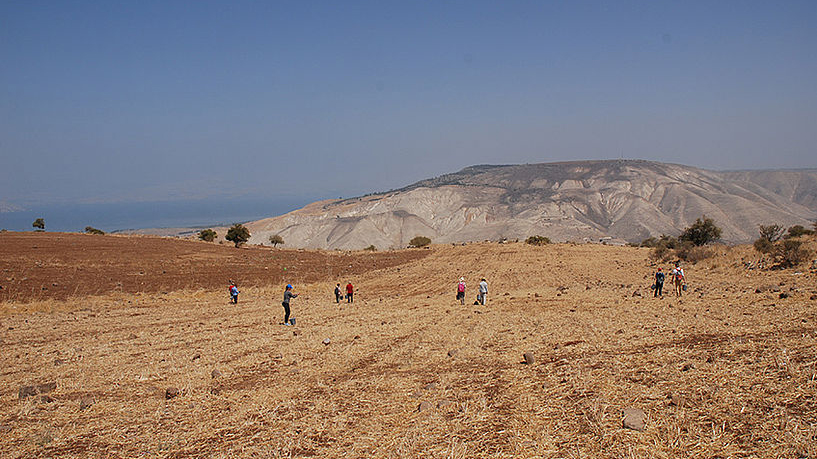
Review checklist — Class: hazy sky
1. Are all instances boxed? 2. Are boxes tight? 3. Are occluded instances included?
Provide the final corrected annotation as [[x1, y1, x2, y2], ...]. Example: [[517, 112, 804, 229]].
[[2, 1, 815, 206]]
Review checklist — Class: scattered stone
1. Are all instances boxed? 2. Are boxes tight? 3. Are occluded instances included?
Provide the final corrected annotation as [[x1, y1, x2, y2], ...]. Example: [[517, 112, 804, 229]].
[[623, 407, 646, 431], [210, 386, 222, 395], [447, 349, 458, 358], [423, 382, 438, 390], [322, 338, 331, 346], [410, 390, 423, 399], [38, 395, 54, 404], [292, 329, 300, 336], [353, 335, 361, 340], [779, 292, 789, 299], [534, 293, 540, 298], [53, 359, 65, 366], [417, 401, 432, 412], [810, 295, 817, 301], [437, 400, 454, 409], [523, 352, 535, 365], [165, 387, 181, 400], [211, 369, 223, 379], [128, 333, 138, 340], [681, 363, 695, 372], [632, 291, 642, 297], [669, 394, 685, 407], [191, 353, 201, 361], [18, 382, 56, 400], [79, 395, 95, 411]]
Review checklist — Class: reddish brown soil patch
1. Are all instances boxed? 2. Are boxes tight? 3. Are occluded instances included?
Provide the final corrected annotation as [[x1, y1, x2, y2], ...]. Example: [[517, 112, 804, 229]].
[[0, 232, 428, 303]]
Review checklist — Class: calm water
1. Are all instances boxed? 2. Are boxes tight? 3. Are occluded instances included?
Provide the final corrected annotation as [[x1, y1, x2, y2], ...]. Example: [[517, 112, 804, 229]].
[[0, 197, 314, 233]]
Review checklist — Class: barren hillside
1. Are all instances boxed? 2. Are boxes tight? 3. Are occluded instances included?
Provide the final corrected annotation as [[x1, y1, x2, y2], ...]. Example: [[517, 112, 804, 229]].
[[246, 160, 817, 250]]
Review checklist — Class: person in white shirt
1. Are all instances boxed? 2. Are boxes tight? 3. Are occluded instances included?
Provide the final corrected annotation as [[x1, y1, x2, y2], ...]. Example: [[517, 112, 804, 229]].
[[670, 262, 685, 297], [478, 278, 488, 305]]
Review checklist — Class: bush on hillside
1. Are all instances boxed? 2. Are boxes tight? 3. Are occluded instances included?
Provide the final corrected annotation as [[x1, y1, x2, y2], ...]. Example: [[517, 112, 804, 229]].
[[679, 216, 721, 246], [758, 224, 785, 243], [268, 234, 284, 247], [753, 237, 775, 254], [775, 239, 812, 268], [408, 236, 431, 248], [225, 224, 250, 248], [32, 218, 45, 231], [525, 235, 551, 246], [363, 245, 377, 251], [199, 229, 217, 242], [784, 225, 814, 239], [85, 226, 105, 235]]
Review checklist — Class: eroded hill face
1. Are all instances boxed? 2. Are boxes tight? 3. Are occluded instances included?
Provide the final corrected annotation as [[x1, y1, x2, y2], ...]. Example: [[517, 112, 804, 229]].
[[247, 160, 817, 250]]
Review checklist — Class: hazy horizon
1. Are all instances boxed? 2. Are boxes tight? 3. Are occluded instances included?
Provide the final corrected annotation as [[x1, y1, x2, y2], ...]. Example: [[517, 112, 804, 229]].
[[2, 1, 815, 209]]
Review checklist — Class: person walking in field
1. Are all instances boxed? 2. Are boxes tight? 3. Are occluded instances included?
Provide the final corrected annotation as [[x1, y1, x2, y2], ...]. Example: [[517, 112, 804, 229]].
[[670, 262, 685, 297], [478, 278, 488, 305], [334, 283, 342, 303], [653, 268, 664, 298], [346, 282, 354, 303], [456, 277, 466, 305], [228, 280, 239, 304], [282, 284, 298, 325]]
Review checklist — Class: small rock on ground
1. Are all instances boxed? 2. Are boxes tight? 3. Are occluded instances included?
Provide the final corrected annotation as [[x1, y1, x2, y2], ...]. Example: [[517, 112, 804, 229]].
[[79, 396, 95, 411], [211, 369, 223, 379], [523, 352, 535, 365], [417, 401, 432, 412], [623, 407, 646, 431], [165, 387, 181, 400]]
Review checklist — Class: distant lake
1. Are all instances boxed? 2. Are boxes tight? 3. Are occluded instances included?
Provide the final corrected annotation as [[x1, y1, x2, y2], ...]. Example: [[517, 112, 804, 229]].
[[0, 197, 315, 233]]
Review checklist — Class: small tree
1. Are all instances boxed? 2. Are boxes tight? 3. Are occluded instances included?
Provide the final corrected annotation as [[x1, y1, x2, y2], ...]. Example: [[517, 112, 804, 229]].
[[225, 224, 250, 248], [758, 224, 784, 243], [679, 216, 721, 246], [408, 236, 431, 248], [784, 225, 814, 239], [268, 234, 284, 247], [525, 235, 551, 246], [32, 218, 45, 231], [363, 244, 377, 251], [775, 239, 812, 268], [85, 226, 105, 235], [198, 229, 217, 242], [753, 238, 775, 254]]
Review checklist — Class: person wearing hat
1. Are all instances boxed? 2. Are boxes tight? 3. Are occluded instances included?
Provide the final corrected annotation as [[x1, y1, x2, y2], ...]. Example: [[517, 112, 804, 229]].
[[282, 284, 298, 325], [456, 277, 466, 305], [653, 268, 665, 298], [228, 280, 239, 304]]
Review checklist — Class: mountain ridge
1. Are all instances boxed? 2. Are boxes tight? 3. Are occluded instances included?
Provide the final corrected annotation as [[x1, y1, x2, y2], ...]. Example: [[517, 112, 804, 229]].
[[246, 160, 817, 249]]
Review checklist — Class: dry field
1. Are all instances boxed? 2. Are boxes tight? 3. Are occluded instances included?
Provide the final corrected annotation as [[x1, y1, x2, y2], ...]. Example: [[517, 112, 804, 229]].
[[1, 233, 816, 458]]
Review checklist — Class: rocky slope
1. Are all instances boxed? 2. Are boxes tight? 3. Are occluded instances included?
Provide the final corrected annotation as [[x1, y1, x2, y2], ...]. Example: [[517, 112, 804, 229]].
[[247, 160, 817, 249]]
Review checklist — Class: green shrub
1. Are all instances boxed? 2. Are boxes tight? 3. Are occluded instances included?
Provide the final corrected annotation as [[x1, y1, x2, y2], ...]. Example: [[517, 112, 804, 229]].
[[784, 225, 814, 239], [85, 226, 105, 235], [32, 218, 45, 231], [753, 238, 775, 254], [198, 229, 217, 242], [225, 224, 250, 248], [268, 234, 284, 247], [775, 239, 811, 267], [525, 235, 551, 246], [408, 236, 431, 248], [679, 216, 721, 246], [363, 245, 377, 251]]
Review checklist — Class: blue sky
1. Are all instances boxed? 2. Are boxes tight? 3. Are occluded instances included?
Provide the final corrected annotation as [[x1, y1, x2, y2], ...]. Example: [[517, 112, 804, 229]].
[[1, 1, 815, 206]]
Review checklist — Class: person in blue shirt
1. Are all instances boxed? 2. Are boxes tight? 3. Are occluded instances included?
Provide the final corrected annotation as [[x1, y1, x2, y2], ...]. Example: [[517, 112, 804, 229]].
[[653, 268, 664, 298], [282, 284, 298, 325]]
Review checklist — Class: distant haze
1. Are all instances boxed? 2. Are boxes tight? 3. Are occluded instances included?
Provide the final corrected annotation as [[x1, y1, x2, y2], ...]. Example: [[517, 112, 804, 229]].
[[1, 2, 815, 210]]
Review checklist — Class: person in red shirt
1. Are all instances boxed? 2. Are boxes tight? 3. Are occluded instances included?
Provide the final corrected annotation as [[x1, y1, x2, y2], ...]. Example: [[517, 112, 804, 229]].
[[346, 282, 354, 303]]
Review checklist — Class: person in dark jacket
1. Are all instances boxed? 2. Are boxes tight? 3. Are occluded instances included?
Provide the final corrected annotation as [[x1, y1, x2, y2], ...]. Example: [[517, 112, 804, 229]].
[[334, 283, 342, 303], [282, 284, 298, 325], [654, 268, 665, 298]]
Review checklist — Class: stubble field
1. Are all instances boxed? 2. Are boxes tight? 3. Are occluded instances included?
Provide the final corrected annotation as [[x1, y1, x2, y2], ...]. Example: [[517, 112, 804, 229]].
[[1, 232, 815, 458]]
